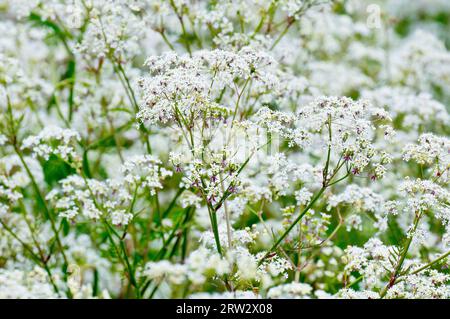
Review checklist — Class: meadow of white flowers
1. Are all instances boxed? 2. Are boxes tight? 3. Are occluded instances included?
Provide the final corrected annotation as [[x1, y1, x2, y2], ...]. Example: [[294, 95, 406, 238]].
[[0, 0, 449, 299]]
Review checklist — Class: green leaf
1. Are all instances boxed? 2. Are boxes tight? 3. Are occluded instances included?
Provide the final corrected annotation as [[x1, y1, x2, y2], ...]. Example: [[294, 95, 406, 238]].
[[42, 154, 75, 185], [61, 218, 71, 236]]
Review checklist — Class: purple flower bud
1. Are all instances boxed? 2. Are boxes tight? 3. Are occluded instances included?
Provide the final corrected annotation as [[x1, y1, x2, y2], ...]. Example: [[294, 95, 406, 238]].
[[228, 185, 237, 194], [207, 195, 216, 204]]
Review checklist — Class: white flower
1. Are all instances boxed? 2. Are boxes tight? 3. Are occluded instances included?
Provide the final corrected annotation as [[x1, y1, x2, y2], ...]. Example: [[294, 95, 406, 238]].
[[0, 266, 60, 299], [403, 134, 450, 182], [22, 126, 81, 162], [121, 155, 172, 195], [267, 282, 313, 299], [110, 210, 133, 226], [295, 188, 313, 206]]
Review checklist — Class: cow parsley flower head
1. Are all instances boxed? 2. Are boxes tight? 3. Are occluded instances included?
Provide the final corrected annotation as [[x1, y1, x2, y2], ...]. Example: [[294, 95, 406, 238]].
[[362, 87, 450, 131], [403, 134, 450, 182], [121, 155, 172, 195], [137, 47, 277, 126], [267, 282, 313, 299], [47, 175, 133, 226], [143, 247, 231, 287], [22, 126, 81, 163], [399, 178, 450, 223], [74, 0, 146, 61], [385, 270, 450, 299], [335, 288, 380, 299], [0, 266, 60, 299], [294, 96, 392, 178], [341, 238, 393, 289]]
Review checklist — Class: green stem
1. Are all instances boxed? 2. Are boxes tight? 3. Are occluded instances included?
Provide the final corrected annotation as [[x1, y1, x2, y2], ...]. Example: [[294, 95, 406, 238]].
[[208, 203, 223, 256], [14, 146, 69, 267], [380, 213, 421, 298], [162, 188, 185, 219], [231, 78, 250, 127], [0, 218, 60, 293], [169, 0, 192, 55], [270, 19, 294, 50], [389, 249, 450, 289], [104, 221, 140, 298], [155, 207, 193, 260], [410, 250, 450, 276], [158, 30, 175, 51], [258, 187, 326, 265]]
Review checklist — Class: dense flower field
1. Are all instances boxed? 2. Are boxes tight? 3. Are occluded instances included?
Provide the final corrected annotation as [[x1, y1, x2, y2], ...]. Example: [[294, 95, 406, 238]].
[[0, 0, 449, 299]]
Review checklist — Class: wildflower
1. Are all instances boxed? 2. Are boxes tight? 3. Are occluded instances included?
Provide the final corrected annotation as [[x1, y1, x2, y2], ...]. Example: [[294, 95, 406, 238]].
[[22, 126, 81, 163]]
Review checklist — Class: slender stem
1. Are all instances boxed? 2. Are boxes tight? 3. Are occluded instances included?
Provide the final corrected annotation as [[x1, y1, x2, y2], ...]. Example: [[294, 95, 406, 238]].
[[169, 0, 192, 55], [206, 198, 223, 256], [158, 30, 175, 51], [322, 115, 332, 186], [77, 169, 140, 298], [410, 250, 450, 276], [21, 200, 61, 293], [14, 146, 69, 266], [6, 92, 67, 264], [162, 188, 185, 219], [270, 19, 294, 50], [385, 249, 450, 289], [0, 217, 61, 293], [98, 18, 153, 155], [0, 219, 41, 264], [259, 187, 326, 265], [380, 213, 421, 298], [231, 78, 250, 128], [220, 173, 233, 249], [104, 221, 140, 298], [327, 171, 350, 187], [155, 207, 193, 260], [347, 275, 364, 288]]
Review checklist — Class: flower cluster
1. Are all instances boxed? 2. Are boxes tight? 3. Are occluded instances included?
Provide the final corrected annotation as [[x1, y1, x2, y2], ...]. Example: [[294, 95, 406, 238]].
[[46, 175, 133, 225], [1, 0, 450, 300], [137, 47, 276, 126], [403, 134, 450, 182], [121, 155, 172, 195], [22, 126, 81, 163]]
